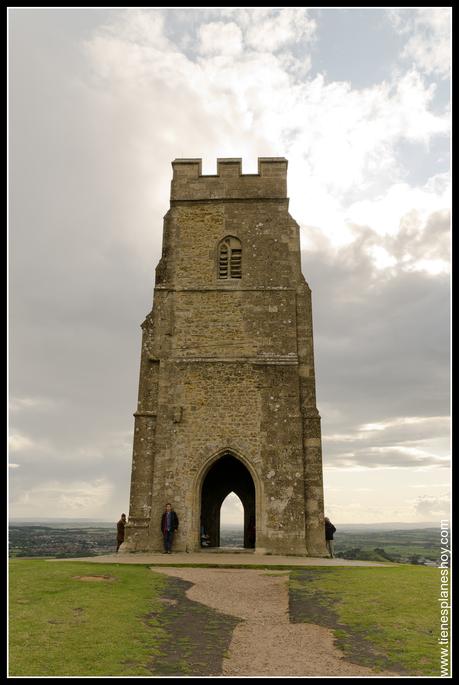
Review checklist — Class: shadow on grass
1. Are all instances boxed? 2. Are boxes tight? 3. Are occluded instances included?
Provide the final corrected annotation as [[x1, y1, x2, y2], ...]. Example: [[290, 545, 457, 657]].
[[145, 575, 240, 676], [289, 569, 408, 675]]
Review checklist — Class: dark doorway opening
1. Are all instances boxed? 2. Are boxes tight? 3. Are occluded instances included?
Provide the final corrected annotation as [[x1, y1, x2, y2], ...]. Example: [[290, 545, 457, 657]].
[[200, 454, 256, 549]]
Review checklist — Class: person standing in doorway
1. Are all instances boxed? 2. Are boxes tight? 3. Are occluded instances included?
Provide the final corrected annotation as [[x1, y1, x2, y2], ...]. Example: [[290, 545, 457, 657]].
[[116, 513, 127, 552], [324, 517, 336, 558], [161, 503, 179, 553]]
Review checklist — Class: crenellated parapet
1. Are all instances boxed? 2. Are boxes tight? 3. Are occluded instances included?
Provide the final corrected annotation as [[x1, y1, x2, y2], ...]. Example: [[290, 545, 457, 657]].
[[171, 157, 288, 201]]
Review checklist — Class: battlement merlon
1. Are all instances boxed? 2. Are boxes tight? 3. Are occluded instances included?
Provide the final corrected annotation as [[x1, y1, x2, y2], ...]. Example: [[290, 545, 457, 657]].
[[170, 157, 288, 201]]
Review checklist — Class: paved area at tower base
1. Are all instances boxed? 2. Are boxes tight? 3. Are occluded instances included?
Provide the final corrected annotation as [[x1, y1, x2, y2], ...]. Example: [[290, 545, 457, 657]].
[[54, 551, 393, 567]]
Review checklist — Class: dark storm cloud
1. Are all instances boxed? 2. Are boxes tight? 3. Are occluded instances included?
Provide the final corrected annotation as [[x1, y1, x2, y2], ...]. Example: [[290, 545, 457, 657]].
[[303, 231, 449, 419], [8, 11, 166, 514], [322, 415, 449, 469], [9, 8, 166, 463], [302, 221, 450, 469]]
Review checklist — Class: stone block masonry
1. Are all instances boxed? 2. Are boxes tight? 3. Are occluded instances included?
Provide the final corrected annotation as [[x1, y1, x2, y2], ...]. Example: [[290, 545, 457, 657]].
[[122, 157, 327, 556]]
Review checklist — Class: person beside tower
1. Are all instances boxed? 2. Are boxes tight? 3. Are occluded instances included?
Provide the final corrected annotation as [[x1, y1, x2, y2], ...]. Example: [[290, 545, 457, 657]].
[[161, 503, 179, 553]]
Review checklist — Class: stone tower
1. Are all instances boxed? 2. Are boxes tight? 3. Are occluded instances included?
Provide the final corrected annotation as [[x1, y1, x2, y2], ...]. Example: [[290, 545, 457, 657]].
[[122, 157, 327, 556]]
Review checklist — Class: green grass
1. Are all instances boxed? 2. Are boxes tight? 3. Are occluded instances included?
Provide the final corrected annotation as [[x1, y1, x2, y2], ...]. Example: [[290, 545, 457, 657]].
[[9, 559, 169, 676], [11, 559, 447, 677], [290, 566, 448, 676]]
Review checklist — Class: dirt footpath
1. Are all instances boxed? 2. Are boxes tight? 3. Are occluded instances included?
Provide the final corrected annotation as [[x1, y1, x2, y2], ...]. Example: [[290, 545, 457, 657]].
[[152, 566, 396, 677]]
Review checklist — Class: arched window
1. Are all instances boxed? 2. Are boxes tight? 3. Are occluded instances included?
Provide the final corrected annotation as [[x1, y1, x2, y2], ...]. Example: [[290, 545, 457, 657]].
[[218, 236, 242, 279]]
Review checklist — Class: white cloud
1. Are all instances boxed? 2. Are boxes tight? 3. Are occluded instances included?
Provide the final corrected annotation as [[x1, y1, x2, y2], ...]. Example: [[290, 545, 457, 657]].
[[366, 245, 397, 270], [359, 416, 449, 432], [323, 468, 450, 524], [244, 8, 316, 51], [9, 433, 34, 452], [323, 415, 450, 470], [204, 8, 317, 53], [9, 396, 58, 412], [346, 175, 450, 240], [323, 500, 404, 524], [312, 202, 451, 277], [389, 8, 451, 79], [8, 425, 133, 469], [412, 493, 450, 518], [405, 258, 449, 276], [102, 8, 168, 48], [76, 431, 133, 461], [83, 13, 450, 256], [198, 22, 243, 56], [12, 478, 114, 517]]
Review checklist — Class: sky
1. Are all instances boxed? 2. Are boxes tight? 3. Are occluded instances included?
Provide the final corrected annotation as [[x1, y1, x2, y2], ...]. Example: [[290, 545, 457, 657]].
[[9, 7, 451, 526]]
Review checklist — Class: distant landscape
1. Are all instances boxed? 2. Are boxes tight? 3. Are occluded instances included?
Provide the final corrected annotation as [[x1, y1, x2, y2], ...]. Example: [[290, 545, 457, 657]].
[[8, 520, 443, 565]]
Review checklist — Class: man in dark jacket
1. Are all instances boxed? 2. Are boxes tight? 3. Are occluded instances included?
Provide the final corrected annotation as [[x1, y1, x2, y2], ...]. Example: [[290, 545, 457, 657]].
[[161, 503, 179, 553], [116, 513, 126, 552], [324, 517, 336, 558]]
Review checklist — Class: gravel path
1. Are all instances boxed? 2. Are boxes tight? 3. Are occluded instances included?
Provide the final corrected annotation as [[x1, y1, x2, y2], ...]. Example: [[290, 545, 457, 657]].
[[152, 566, 396, 677]]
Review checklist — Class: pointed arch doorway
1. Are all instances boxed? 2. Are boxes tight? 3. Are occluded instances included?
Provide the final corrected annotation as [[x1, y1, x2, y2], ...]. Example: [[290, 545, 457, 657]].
[[200, 453, 256, 549]]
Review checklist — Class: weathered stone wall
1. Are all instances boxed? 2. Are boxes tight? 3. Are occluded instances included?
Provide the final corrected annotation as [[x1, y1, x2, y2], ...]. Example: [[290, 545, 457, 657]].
[[141, 359, 307, 554], [123, 157, 327, 556]]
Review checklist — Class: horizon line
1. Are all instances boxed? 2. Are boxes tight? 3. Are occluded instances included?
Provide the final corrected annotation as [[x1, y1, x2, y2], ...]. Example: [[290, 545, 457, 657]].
[[9, 517, 441, 525]]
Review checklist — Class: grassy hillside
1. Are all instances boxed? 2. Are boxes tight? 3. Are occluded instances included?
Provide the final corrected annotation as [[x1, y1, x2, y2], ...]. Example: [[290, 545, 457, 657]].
[[8, 559, 237, 676], [290, 566, 449, 676], [9, 560, 168, 676], [334, 528, 440, 564], [9, 559, 448, 676]]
